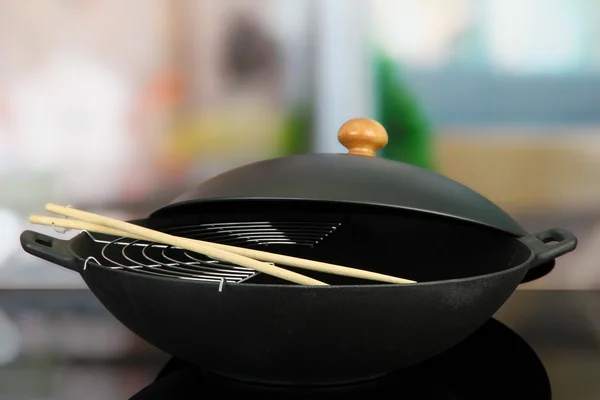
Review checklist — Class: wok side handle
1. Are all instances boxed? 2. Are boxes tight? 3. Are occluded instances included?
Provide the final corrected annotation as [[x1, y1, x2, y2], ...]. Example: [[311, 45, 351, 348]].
[[519, 228, 578, 269], [20, 230, 81, 272]]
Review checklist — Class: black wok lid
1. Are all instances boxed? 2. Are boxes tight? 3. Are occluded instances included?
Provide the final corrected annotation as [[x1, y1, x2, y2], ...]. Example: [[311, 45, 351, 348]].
[[151, 118, 526, 237]]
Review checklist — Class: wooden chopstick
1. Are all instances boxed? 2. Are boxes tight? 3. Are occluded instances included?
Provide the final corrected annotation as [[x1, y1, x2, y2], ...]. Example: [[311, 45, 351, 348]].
[[33, 204, 416, 284], [36, 206, 328, 287]]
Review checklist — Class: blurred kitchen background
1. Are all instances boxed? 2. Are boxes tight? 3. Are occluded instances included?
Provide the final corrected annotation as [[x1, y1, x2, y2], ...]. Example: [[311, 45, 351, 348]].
[[0, 0, 600, 398]]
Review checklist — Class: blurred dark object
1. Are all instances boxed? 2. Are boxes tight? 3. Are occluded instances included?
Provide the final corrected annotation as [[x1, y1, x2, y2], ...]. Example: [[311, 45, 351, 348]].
[[223, 14, 281, 84]]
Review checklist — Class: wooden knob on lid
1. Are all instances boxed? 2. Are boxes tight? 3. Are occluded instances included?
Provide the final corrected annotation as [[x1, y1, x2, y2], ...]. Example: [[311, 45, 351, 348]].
[[338, 118, 388, 156]]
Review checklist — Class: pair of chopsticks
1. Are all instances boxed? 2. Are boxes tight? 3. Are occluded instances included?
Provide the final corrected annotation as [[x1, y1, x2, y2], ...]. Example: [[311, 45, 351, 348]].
[[29, 204, 416, 286]]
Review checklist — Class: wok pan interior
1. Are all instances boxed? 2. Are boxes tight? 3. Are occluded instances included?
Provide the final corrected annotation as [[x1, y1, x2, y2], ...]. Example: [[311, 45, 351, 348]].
[[70, 200, 532, 286]]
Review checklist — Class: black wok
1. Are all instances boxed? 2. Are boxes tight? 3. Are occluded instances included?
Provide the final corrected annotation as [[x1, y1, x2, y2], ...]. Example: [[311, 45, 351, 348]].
[[20, 201, 576, 385]]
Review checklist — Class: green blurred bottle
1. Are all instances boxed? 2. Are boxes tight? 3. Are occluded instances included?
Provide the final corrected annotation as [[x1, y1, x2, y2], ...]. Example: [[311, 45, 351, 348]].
[[374, 52, 436, 171]]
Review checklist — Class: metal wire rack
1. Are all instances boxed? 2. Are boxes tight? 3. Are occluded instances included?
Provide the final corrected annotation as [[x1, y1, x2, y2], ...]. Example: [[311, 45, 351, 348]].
[[81, 221, 342, 288]]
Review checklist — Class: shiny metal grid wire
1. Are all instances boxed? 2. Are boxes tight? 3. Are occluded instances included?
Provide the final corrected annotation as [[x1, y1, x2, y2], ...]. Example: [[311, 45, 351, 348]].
[[82, 221, 341, 285], [161, 221, 341, 247]]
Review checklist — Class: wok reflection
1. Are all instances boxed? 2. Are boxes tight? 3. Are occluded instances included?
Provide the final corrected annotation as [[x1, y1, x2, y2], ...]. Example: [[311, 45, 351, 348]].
[[130, 318, 550, 399]]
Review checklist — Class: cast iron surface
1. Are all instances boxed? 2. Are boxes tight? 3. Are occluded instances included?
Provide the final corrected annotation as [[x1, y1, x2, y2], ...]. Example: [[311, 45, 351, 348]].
[[150, 153, 527, 236], [19, 206, 576, 385], [18, 234, 528, 384]]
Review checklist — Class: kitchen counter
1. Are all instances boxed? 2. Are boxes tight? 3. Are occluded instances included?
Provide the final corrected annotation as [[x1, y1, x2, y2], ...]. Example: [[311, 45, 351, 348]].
[[0, 289, 598, 399]]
